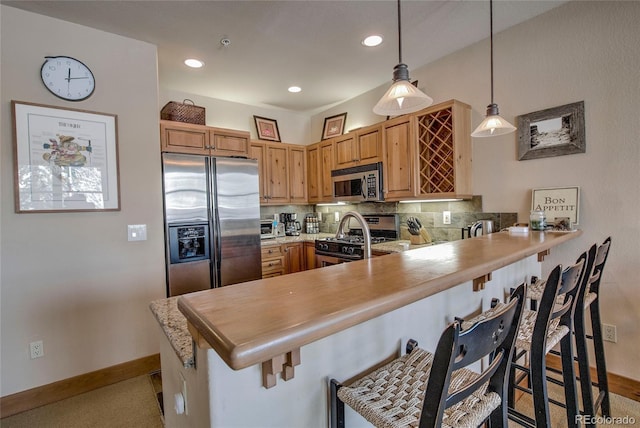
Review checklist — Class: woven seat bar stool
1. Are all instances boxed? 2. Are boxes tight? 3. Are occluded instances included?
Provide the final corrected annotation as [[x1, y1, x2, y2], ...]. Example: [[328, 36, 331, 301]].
[[581, 237, 612, 418], [507, 258, 586, 428], [527, 240, 613, 426], [329, 284, 525, 428]]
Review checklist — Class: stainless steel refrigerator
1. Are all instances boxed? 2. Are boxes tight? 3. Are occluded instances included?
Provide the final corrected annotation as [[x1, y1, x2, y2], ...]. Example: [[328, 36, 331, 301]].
[[162, 153, 262, 296]]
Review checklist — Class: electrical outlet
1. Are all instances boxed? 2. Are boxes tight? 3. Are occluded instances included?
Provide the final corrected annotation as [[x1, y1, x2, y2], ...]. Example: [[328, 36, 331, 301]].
[[334, 212, 340, 222], [443, 211, 451, 225], [30, 340, 44, 359], [602, 324, 617, 343]]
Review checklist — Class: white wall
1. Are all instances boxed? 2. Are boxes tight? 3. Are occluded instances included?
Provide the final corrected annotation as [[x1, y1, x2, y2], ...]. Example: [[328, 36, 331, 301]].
[[0, 7, 165, 395], [312, 2, 640, 381]]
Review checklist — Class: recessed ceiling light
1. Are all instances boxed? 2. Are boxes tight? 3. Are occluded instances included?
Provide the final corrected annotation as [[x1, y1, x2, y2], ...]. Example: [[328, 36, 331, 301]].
[[288, 86, 302, 93], [362, 35, 383, 47], [184, 58, 204, 68]]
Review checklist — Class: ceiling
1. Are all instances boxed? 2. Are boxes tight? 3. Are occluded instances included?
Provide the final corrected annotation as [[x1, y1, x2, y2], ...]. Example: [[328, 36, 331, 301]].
[[3, 0, 566, 113]]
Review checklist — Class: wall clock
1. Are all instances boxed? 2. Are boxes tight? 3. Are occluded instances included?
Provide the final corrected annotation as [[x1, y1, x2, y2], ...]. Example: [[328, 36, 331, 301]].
[[40, 56, 95, 101]]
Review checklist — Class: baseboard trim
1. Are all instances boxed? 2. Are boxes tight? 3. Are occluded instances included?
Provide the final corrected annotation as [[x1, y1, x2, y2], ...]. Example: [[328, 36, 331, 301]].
[[0, 353, 160, 419], [546, 354, 640, 402]]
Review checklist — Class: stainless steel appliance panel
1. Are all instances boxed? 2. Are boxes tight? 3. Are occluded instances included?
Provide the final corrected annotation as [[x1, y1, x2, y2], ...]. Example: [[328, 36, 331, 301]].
[[331, 162, 383, 202], [212, 157, 262, 287], [162, 153, 208, 224], [162, 154, 261, 296]]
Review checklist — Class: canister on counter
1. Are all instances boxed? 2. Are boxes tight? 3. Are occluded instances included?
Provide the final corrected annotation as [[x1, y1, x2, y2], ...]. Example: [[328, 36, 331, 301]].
[[529, 210, 547, 230]]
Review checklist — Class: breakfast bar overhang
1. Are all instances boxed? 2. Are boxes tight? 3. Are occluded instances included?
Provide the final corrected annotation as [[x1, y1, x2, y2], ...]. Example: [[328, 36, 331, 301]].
[[171, 230, 580, 427]]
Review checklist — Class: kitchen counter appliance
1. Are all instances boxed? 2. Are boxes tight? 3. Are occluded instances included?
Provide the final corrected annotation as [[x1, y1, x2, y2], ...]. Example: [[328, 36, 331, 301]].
[[162, 153, 262, 296], [315, 214, 399, 266], [331, 162, 383, 202]]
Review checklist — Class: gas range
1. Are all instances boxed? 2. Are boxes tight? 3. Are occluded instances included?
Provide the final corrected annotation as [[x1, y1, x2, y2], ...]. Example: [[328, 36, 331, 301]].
[[315, 214, 399, 262]]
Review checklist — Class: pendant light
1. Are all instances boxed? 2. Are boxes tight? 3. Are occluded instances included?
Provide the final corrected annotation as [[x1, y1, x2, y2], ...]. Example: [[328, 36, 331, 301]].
[[471, 0, 516, 137], [373, 0, 433, 116]]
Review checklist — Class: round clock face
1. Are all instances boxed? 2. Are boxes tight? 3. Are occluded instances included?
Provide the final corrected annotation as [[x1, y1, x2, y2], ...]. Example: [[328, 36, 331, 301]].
[[40, 56, 95, 101]]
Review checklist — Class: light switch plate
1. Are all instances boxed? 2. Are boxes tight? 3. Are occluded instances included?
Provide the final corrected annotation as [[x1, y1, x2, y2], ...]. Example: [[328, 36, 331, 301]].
[[443, 211, 451, 225], [127, 224, 147, 241]]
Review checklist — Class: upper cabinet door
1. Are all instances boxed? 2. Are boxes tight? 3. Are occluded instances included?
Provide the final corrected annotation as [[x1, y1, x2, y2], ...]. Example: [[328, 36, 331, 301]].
[[265, 144, 290, 204], [210, 128, 250, 157], [288, 145, 307, 203], [383, 116, 415, 200], [161, 120, 209, 155], [333, 124, 382, 169], [306, 143, 321, 203], [334, 134, 357, 169], [356, 125, 382, 165]]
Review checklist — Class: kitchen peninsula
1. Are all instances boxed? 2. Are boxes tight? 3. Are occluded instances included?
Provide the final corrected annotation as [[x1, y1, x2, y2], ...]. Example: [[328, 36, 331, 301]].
[[153, 230, 580, 427]]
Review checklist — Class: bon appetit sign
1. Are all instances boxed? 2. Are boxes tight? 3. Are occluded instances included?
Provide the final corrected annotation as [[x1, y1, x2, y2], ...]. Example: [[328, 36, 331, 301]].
[[531, 186, 580, 225]]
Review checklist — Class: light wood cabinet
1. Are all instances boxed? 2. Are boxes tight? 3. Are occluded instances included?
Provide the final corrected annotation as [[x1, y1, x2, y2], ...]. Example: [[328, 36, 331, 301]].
[[413, 100, 472, 200], [161, 120, 209, 154], [261, 245, 285, 278], [251, 141, 307, 205], [319, 140, 335, 201], [160, 120, 249, 157], [304, 241, 316, 270], [288, 145, 307, 203], [334, 134, 356, 168], [251, 141, 289, 205], [383, 115, 415, 200], [383, 100, 472, 201], [306, 143, 321, 203], [335, 124, 382, 169], [283, 242, 305, 274], [210, 127, 250, 157]]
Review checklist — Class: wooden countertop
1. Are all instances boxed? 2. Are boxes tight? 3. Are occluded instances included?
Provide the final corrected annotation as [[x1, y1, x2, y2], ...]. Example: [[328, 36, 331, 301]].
[[178, 230, 581, 371]]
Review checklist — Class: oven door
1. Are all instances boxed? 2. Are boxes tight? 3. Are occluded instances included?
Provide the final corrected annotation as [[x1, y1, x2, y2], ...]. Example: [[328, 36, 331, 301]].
[[315, 253, 351, 268]]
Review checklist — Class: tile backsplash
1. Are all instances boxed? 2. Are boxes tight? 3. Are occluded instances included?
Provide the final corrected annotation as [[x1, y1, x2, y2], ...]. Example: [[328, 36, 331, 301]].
[[260, 196, 517, 242]]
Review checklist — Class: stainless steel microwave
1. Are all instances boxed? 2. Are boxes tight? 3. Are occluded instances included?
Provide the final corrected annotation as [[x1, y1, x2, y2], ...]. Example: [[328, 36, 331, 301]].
[[331, 162, 384, 202]]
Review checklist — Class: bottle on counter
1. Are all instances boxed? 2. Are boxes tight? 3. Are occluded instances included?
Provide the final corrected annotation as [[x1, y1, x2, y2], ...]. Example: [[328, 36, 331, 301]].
[[529, 210, 547, 231]]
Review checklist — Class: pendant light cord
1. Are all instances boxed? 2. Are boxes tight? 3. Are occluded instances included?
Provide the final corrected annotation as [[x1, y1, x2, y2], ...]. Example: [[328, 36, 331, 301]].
[[397, 0, 403, 64], [490, 0, 494, 105]]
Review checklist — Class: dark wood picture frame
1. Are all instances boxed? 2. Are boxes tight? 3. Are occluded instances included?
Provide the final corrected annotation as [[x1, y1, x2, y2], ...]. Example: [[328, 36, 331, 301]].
[[253, 115, 281, 142], [321, 112, 347, 140], [517, 101, 585, 161]]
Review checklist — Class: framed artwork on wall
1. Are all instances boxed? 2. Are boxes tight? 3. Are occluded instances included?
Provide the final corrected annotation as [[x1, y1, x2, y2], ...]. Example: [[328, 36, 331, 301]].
[[253, 115, 281, 142], [531, 186, 580, 225], [321, 112, 347, 140], [11, 100, 120, 213], [517, 101, 585, 161]]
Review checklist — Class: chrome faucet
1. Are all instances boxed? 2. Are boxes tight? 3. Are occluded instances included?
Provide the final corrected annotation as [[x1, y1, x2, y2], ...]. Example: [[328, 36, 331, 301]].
[[336, 211, 372, 259]]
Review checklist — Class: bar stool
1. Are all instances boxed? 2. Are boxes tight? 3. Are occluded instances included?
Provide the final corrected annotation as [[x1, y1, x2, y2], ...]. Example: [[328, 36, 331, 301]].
[[508, 258, 586, 428], [527, 240, 611, 425], [582, 237, 612, 417], [329, 284, 525, 428]]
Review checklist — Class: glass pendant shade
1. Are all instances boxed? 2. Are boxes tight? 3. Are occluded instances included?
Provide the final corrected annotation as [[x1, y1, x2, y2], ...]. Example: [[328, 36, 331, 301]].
[[373, 64, 433, 116], [471, 103, 516, 137]]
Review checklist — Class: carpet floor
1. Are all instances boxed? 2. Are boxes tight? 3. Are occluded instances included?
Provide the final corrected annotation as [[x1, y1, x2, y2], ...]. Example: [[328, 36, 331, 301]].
[[0, 375, 164, 428]]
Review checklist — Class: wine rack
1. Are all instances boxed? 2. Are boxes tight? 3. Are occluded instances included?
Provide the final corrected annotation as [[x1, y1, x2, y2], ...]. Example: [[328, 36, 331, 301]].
[[414, 100, 472, 198]]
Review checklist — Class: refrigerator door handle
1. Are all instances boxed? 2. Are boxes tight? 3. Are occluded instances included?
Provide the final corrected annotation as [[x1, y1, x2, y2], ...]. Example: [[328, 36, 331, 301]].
[[213, 206, 222, 288]]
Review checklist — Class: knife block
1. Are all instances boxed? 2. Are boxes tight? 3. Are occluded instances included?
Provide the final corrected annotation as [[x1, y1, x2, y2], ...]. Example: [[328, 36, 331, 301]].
[[410, 235, 426, 245]]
